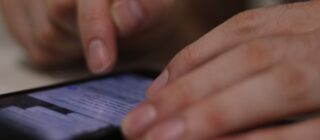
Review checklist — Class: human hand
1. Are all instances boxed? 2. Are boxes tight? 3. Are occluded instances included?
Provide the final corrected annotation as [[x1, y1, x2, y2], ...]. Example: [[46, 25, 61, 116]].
[[0, 0, 174, 73], [122, 1, 320, 140]]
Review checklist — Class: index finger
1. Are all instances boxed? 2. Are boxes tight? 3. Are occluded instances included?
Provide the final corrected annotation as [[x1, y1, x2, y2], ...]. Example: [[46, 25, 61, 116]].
[[77, 0, 117, 74]]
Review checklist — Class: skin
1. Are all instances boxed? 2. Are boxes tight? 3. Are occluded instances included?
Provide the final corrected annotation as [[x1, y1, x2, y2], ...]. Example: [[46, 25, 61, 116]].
[[0, 0, 242, 72], [0, 0, 177, 72], [4, 0, 318, 140], [122, 1, 320, 140]]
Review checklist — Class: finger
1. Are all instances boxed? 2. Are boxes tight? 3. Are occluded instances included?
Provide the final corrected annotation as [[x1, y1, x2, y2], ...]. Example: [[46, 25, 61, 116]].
[[78, 0, 117, 74], [217, 118, 320, 140], [122, 36, 289, 138], [144, 62, 320, 140], [25, 0, 82, 66], [147, 1, 320, 95], [1, 0, 62, 66], [111, 0, 174, 37], [0, 0, 34, 50], [46, 0, 78, 35], [128, 30, 320, 139]]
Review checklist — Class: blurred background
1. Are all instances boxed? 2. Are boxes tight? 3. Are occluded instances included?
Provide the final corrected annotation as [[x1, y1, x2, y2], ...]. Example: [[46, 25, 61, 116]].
[[0, 0, 284, 94], [0, 13, 89, 94]]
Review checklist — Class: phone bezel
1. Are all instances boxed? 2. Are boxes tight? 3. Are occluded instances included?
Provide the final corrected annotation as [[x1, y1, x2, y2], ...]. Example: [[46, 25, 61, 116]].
[[0, 70, 157, 140], [0, 70, 156, 98]]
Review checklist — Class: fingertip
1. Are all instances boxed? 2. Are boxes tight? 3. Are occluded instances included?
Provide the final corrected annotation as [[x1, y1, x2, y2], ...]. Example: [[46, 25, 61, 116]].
[[146, 69, 169, 98], [121, 104, 157, 139], [77, 0, 117, 74], [87, 39, 115, 74], [111, 0, 144, 37]]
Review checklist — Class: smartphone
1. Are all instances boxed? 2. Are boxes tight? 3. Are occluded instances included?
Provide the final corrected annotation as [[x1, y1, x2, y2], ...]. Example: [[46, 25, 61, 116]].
[[0, 71, 155, 140]]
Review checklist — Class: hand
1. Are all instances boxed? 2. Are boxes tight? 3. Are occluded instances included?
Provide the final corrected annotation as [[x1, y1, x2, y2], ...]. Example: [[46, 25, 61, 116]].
[[0, 0, 174, 73], [122, 1, 320, 140]]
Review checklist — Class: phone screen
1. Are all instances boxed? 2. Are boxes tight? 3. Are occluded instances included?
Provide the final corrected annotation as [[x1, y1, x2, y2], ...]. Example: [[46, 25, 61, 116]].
[[0, 73, 153, 140]]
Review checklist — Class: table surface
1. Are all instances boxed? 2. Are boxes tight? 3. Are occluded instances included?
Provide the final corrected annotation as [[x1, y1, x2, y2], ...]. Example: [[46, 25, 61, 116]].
[[0, 16, 90, 95]]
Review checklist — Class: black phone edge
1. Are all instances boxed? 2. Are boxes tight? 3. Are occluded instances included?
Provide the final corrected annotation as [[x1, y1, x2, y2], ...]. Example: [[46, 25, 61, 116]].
[[0, 70, 158, 140], [0, 70, 157, 98]]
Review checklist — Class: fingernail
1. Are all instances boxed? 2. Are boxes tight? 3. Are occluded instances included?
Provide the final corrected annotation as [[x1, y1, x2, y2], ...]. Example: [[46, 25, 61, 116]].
[[145, 118, 184, 140], [111, 0, 144, 36], [147, 69, 169, 97], [88, 40, 111, 74], [122, 104, 157, 138]]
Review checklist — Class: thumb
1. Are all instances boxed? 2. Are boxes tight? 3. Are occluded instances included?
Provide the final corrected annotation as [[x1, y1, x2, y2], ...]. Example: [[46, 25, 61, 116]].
[[111, 0, 174, 37]]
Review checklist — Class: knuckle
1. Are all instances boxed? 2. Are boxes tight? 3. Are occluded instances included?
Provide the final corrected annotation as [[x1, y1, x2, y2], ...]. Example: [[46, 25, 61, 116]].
[[48, 0, 74, 19], [276, 20, 311, 35], [202, 105, 229, 133], [81, 8, 103, 24], [238, 40, 274, 69], [167, 47, 199, 79], [34, 26, 58, 48], [274, 65, 308, 102], [181, 103, 230, 137], [303, 30, 320, 55], [228, 9, 261, 34], [167, 81, 195, 103], [149, 82, 195, 118]]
